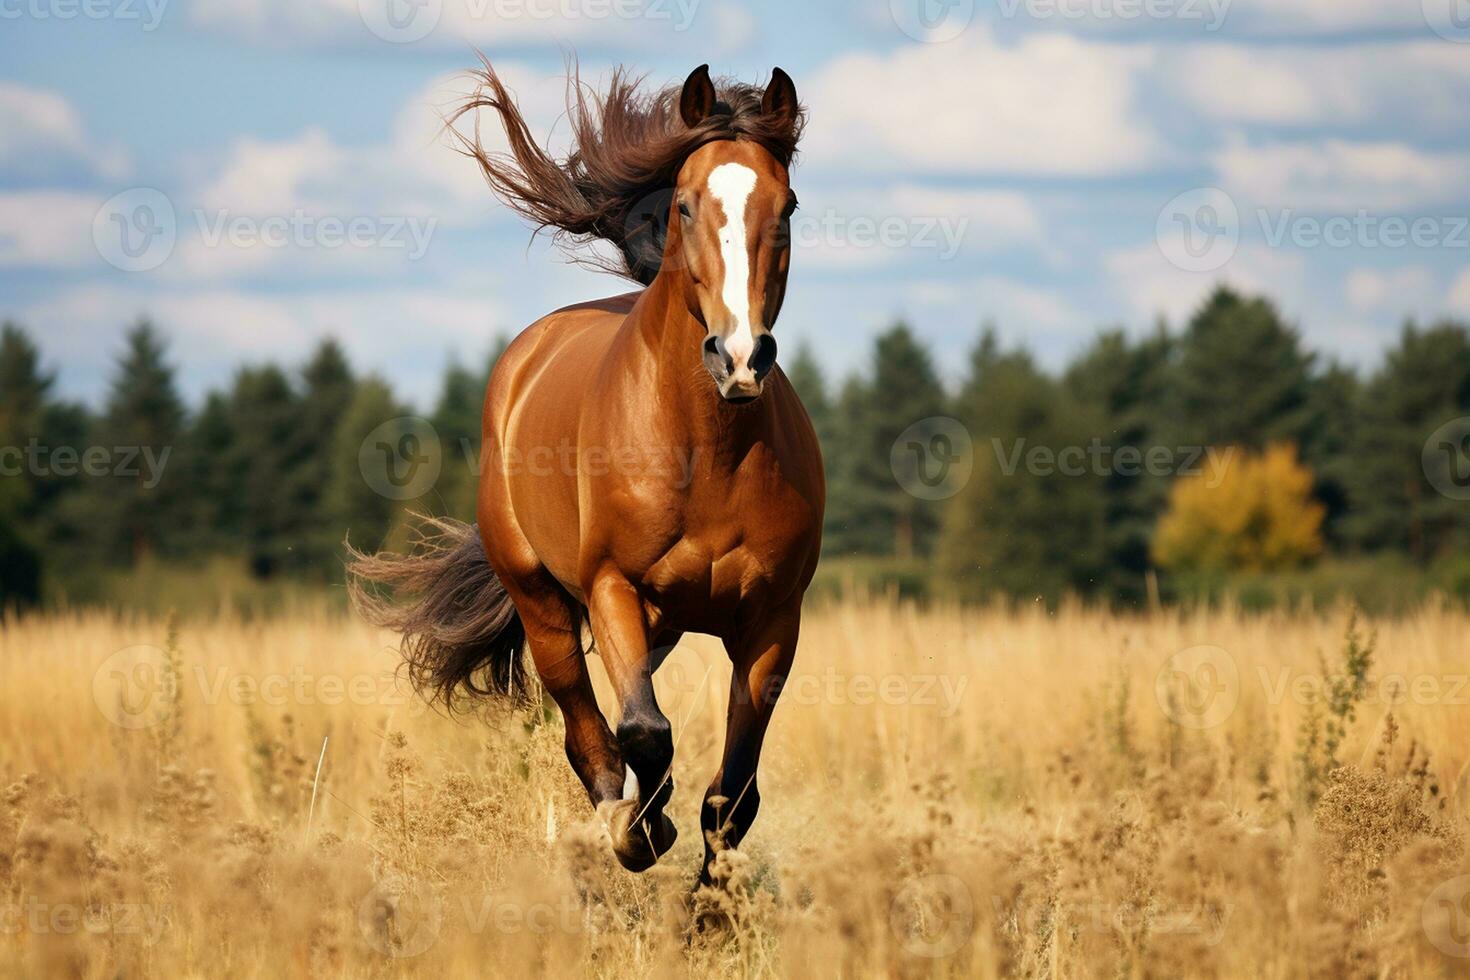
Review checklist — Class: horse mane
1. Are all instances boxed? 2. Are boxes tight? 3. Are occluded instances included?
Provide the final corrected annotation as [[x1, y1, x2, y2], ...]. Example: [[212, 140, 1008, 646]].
[[448, 57, 806, 286]]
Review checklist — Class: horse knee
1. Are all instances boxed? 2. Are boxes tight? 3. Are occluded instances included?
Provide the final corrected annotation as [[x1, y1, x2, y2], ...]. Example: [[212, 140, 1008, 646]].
[[616, 712, 673, 792]]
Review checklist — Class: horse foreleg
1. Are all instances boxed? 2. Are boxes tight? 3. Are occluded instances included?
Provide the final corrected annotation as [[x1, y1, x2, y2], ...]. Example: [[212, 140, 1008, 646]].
[[698, 602, 801, 887], [586, 572, 677, 871]]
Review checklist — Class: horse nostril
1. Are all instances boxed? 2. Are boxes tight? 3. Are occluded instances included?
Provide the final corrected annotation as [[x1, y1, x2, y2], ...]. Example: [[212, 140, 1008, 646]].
[[750, 334, 778, 380], [703, 334, 734, 373]]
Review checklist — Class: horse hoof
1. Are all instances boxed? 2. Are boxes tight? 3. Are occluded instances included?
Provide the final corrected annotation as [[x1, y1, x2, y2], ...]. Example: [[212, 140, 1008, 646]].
[[597, 798, 677, 872]]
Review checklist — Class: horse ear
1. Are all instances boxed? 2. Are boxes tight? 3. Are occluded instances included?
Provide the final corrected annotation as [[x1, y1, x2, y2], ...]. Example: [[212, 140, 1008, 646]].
[[679, 64, 717, 128], [762, 67, 798, 130]]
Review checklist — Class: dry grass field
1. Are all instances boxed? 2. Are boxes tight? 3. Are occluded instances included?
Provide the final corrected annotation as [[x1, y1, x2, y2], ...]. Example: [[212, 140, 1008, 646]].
[[2, 596, 1470, 978]]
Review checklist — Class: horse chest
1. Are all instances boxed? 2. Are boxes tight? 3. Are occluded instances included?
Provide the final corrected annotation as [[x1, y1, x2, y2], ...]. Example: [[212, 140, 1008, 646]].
[[633, 478, 815, 631]]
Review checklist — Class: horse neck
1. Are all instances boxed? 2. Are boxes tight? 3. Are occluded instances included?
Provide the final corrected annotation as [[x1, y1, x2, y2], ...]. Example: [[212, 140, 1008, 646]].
[[631, 270, 763, 467]]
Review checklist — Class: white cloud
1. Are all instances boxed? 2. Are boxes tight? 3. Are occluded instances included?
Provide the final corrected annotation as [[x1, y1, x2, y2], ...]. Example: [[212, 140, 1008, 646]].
[[1168, 42, 1470, 129], [1213, 140, 1470, 212], [803, 27, 1162, 176], [1105, 242, 1306, 326], [796, 185, 1045, 269], [1449, 268, 1470, 315], [190, 0, 725, 51], [0, 192, 103, 268], [1345, 267, 1435, 313], [170, 67, 571, 280], [1223, 0, 1431, 33], [908, 275, 1084, 335], [976, 0, 1417, 34], [0, 84, 128, 179], [193, 65, 571, 222]]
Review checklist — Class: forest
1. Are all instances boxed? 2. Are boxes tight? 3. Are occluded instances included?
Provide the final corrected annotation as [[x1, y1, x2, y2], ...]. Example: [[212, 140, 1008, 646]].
[[3, 285, 1469, 612]]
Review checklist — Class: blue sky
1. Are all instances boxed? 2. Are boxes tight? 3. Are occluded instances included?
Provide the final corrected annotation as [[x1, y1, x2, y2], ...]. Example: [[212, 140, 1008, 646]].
[[3, 0, 1470, 408]]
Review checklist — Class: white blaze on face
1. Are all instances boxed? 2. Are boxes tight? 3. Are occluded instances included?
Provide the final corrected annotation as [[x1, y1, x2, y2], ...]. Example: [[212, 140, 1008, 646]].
[[706, 162, 759, 375]]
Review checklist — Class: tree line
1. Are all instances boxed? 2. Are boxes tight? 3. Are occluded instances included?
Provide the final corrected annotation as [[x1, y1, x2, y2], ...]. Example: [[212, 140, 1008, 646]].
[[2, 285, 1468, 608]]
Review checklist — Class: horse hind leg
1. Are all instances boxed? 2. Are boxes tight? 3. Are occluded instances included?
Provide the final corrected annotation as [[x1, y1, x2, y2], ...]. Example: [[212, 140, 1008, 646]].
[[520, 597, 626, 806]]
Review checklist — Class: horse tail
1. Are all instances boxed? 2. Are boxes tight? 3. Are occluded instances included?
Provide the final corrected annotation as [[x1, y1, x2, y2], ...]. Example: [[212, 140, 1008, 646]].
[[345, 515, 529, 707]]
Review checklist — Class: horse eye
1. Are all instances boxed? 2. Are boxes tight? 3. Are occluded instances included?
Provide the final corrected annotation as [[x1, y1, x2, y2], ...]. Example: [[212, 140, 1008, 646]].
[[678, 201, 691, 219]]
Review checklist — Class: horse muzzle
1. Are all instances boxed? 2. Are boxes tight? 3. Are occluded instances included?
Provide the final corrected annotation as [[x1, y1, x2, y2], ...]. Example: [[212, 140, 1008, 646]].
[[702, 332, 777, 403]]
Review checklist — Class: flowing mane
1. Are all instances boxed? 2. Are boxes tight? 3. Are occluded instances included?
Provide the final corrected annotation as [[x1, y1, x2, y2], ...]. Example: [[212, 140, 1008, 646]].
[[449, 58, 806, 285]]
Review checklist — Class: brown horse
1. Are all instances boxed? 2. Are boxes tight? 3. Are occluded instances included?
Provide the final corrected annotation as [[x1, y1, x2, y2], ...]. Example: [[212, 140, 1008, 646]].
[[349, 61, 823, 885]]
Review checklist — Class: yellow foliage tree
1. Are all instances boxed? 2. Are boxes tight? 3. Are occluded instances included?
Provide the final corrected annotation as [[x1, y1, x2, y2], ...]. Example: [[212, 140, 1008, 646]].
[[1153, 443, 1325, 573]]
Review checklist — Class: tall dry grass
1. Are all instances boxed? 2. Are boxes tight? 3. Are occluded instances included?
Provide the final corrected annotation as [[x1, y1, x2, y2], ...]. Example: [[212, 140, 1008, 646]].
[[1, 597, 1468, 977]]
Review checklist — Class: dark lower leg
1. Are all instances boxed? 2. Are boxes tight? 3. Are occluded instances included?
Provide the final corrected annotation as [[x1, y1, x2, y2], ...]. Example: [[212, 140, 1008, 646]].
[[699, 608, 799, 886]]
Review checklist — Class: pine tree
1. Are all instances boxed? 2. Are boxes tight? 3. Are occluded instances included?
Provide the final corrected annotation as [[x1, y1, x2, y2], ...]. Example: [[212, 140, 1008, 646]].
[[941, 331, 1108, 601], [91, 321, 186, 564], [822, 375, 883, 555], [783, 343, 837, 546], [1301, 362, 1361, 547], [327, 378, 410, 555], [1172, 287, 1318, 451], [1065, 327, 1176, 602], [430, 360, 485, 522], [843, 324, 948, 558], [294, 340, 356, 571], [1346, 321, 1470, 561], [0, 323, 51, 442], [183, 392, 240, 556], [0, 324, 49, 602], [223, 365, 303, 576]]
